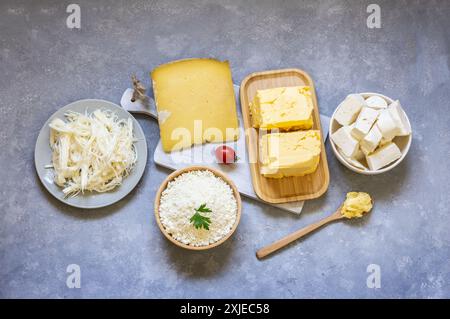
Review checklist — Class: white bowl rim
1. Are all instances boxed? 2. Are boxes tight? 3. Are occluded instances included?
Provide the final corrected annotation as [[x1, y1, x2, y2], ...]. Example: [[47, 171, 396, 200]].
[[329, 92, 412, 175]]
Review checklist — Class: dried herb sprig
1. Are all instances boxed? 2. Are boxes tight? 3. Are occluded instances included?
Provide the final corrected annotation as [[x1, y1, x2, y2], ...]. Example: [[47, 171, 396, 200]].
[[131, 74, 146, 102]]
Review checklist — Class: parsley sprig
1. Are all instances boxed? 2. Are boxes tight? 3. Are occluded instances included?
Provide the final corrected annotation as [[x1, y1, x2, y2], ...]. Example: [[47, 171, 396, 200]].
[[190, 203, 212, 230]]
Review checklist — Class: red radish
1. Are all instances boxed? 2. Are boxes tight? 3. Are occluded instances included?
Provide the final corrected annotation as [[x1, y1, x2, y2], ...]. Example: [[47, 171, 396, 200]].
[[215, 145, 238, 164]]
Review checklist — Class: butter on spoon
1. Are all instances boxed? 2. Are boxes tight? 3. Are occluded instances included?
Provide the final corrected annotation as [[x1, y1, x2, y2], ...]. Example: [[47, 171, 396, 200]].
[[341, 192, 373, 218], [256, 192, 373, 259]]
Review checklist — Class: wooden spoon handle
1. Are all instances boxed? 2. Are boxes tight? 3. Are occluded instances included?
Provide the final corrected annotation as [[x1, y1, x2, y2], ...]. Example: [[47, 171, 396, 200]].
[[256, 210, 343, 259]]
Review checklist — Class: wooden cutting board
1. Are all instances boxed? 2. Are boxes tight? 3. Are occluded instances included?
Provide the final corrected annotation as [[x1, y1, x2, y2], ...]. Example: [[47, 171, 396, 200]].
[[240, 68, 330, 203]]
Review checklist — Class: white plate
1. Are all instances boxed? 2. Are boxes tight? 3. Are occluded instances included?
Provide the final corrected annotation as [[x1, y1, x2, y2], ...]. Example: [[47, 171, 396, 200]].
[[34, 99, 148, 208]]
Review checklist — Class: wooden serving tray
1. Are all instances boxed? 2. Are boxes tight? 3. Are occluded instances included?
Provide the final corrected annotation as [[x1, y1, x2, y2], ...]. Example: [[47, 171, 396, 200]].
[[240, 68, 330, 203]]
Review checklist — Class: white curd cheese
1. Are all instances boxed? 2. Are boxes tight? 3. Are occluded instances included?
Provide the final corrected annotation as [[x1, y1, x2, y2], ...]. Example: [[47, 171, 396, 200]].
[[334, 94, 365, 126], [333, 94, 411, 172], [331, 126, 359, 158], [366, 142, 402, 171], [351, 107, 379, 140], [376, 109, 401, 141], [49, 109, 137, 196], [360, 125, 383, 155], [388, 100, 411, 136], [158, 170, 237, 247], [365, 95, 388, 109]]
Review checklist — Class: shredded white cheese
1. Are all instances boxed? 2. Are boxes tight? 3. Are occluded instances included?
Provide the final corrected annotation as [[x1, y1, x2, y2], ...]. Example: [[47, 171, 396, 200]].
[[159, 170, 237, 246], [48, 109, 137, 196]]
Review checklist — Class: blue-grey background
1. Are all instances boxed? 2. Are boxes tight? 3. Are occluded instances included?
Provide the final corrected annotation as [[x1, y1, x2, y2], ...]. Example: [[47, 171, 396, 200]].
[[1, 0, 449, 298]]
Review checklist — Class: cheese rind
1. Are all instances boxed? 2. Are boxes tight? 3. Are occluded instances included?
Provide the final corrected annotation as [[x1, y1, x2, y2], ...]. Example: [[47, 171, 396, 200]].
[[351, 107, 379, 140], [151, 58, 239, 152], [260, 130, 321, 178], [331, 126, 359, 158], [388, 100, 411, 136], [250, 86, 314, 130], [366, 142, 402, 170], [334, 94, 365, 126]]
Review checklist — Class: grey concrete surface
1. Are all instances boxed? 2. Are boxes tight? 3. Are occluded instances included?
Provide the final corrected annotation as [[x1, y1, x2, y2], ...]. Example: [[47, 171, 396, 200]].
[[1, 0, 449, 298]]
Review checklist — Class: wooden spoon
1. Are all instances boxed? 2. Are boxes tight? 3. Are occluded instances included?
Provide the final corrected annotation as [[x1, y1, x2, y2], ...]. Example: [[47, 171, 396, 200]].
[[256, 206, 345, 259]]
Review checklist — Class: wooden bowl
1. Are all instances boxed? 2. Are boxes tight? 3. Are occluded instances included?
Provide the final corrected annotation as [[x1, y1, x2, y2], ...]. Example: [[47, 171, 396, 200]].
[[154, 165, 242, 250]]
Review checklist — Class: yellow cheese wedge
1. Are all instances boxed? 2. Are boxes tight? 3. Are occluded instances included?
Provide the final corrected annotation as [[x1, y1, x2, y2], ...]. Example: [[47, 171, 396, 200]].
[[250, 86, 314, 130], [151, 58, 239, 152], [260, 130, 321, 178]]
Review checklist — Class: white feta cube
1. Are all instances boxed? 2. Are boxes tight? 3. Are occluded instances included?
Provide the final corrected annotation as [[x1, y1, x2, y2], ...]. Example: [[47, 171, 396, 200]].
[[334, 94, 365, 126], [366, 142, 402, 170], [332, 126, 359, 158], [376, 109, 401, 141], [360, 125, 382, 154], [344, 123, 355, 134], [365, 95, 388, 109], [339, 149, 367, 170], [344, 124, 365, 159], [388, 100, 411, 136], [350, 107, 379, 140]]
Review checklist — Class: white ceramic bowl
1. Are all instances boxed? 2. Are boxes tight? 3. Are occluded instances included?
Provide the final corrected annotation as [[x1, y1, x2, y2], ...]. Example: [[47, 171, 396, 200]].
[[329, 92, 412, 175]]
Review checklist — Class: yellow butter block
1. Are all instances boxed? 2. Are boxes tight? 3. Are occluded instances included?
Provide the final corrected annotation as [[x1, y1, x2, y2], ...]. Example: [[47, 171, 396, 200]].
[[151, 58, 239, 152], [260, 130, 321, 178], [250, 86, 314, 130]]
